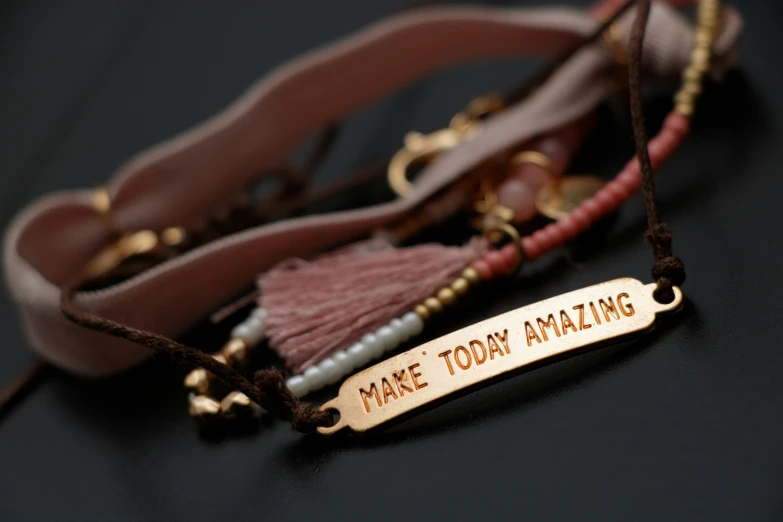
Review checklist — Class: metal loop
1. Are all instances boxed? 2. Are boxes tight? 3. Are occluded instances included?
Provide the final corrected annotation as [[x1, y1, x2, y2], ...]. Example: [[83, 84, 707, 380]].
[[483, 222, 524, 275], [511, 150, 558, 179]]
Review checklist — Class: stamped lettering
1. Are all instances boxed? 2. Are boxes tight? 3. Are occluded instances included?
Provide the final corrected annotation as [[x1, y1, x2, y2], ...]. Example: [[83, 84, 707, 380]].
[[319, 278, 682, 435]]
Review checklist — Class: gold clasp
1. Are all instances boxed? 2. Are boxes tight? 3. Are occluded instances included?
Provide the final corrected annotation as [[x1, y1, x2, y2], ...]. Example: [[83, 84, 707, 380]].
[[388, 94, 504, 197], [82, 188, 186, 280], [82, 228, 185, 280]]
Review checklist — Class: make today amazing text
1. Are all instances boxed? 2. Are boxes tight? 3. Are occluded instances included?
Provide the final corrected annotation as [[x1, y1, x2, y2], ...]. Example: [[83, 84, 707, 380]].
[[357, 292, 636, 413]]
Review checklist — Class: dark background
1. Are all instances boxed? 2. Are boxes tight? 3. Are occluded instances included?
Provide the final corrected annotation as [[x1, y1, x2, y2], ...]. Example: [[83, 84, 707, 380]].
[[1, 0, 782, 520]]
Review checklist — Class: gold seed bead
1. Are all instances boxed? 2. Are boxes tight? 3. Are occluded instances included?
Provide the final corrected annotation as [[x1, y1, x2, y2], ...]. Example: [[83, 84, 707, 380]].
[[212, 353, 228, 366], [184, 368, 209, 394], [220, 391, 262, 419], [450, 277, 470, 296], [683, 82, 702, 97], [691, 49, 710, 67], [437, 288, 457, 306], [223, 338, 249, 366], [683, 67, 702, 83], [676, 102, 694, 117], [462, 267, 480, 285], [690, 60, 709, 75], [424, 297, 443, 314], [414, 304, 431, 321], [695, 32, 712, 48], [189, 395, 221, 423], [674, 92, 694, 107]]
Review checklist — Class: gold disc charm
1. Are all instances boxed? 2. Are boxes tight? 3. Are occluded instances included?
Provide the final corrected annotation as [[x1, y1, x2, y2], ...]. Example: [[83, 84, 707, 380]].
[[536, 175, 606, 220], [318, 278, 682, 435]]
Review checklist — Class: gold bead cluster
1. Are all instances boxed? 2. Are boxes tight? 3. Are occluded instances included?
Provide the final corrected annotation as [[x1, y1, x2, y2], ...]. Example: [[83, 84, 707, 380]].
[[675, 0, 721, 116], [414, 266, 481, 321], [184, 338, 263, 423]]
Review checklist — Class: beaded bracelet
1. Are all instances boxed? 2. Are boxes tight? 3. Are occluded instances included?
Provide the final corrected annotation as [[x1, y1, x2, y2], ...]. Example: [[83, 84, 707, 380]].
[[185, 0, 721, 423]]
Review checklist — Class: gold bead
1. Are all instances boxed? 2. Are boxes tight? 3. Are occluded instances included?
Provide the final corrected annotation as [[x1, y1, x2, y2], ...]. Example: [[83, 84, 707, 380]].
[[212, 353, 228, 365], [695, 31, 712, 48], [184, 368, 209, 394], [188, 395, 221, 423], [691, 48, 710, 67], [683, 67, 702, 83], [675, 102, 694, 117], [437, 288, 457, 306], [223, 338, 249, 366], [683, 81, 702, 97], [414, 304, 431, 321], [674, 90, 694, 105], [450, 277, 470, 296], [424, 297, 443, 314], [160, 226, 186, 246], [462, 267, 480, 285], [220, 391, 263, 419]]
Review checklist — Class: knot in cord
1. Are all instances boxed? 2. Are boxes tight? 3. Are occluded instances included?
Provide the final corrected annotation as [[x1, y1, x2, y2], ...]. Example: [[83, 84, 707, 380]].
[[254, 370, 333, 432]]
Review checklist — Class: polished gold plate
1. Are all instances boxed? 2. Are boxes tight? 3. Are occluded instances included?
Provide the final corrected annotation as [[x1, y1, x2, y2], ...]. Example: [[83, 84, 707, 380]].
[[536, 175, 606, 220], [318, 278, 682, 435]]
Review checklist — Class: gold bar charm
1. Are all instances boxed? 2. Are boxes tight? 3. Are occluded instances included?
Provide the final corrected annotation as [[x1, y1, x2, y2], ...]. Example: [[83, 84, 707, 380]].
[[318, 278, 682, 435]]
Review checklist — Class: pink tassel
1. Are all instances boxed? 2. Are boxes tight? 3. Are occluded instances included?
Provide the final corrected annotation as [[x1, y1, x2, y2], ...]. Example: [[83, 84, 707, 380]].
[[259, 238, 488, 373]]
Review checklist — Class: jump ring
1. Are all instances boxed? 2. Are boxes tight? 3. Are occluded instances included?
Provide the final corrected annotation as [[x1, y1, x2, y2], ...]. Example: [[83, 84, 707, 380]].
[[483, 222, 524, 275], [511, 150, 558, 180]]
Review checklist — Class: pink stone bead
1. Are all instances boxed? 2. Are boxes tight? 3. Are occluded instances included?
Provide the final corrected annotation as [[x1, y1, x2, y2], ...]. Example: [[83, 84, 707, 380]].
[[515, 164, 550, 192], [605, 180, 631, 201], [617, 168, 641, 189], [499, 243, 519, 271], [569, 207, 593, 232], [657, 130, 680, 159], [532, 229, 555, 252], [522, 236, 540, 261], [581, 198, 603, 222], [664, 111, 690, 139], [556, 218, 579, 241], [541, 225, 566, 250], [594, 188, 619, 213], [536, 138, 570, 173], [472, 259, 493, 281], [647, 138, 666, 169], [484, 250, 508, 277], [496, 177, 537, 223]]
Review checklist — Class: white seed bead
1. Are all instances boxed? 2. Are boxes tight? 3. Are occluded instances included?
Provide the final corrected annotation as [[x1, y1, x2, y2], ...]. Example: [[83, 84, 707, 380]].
[[376, 325, 399, 353], [390, 318, 408, 342], [230, 323, 252, 343], [231, 317, 265, 346], [246, 317, 266, 342], [333, 350, 352, 375], [347, 342, 372, 367], [318, 357, 342, 385], [303, 366, 326, 392], [251, 307, 268, 320], [362, 333, 384, 359], [402, 311, 424, 337], [286, 375, 308, 398]]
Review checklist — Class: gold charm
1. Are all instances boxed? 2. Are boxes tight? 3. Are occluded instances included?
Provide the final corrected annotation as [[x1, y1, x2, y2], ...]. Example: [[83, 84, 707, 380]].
[[318, 278, 682, 435], [536, 176, 606, 220]]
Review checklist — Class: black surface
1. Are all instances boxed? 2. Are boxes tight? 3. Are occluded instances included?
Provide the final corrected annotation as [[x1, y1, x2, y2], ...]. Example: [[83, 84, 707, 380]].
[[1, 1, 782, 521]]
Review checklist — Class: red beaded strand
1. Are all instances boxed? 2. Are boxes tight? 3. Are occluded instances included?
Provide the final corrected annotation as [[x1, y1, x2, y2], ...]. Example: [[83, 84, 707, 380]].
[[472, 111, 691, 280]]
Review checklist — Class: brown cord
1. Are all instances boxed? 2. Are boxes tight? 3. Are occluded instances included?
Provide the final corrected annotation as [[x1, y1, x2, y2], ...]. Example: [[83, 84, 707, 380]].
[[0, 361, 49, 422], [627, 0, 686, 304], [505, 0, 638, 105], [60, 280, 333, 432]]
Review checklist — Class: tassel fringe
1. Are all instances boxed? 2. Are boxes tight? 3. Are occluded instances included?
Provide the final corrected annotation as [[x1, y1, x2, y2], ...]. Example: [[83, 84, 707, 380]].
[[259, 238, 487, 372]]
